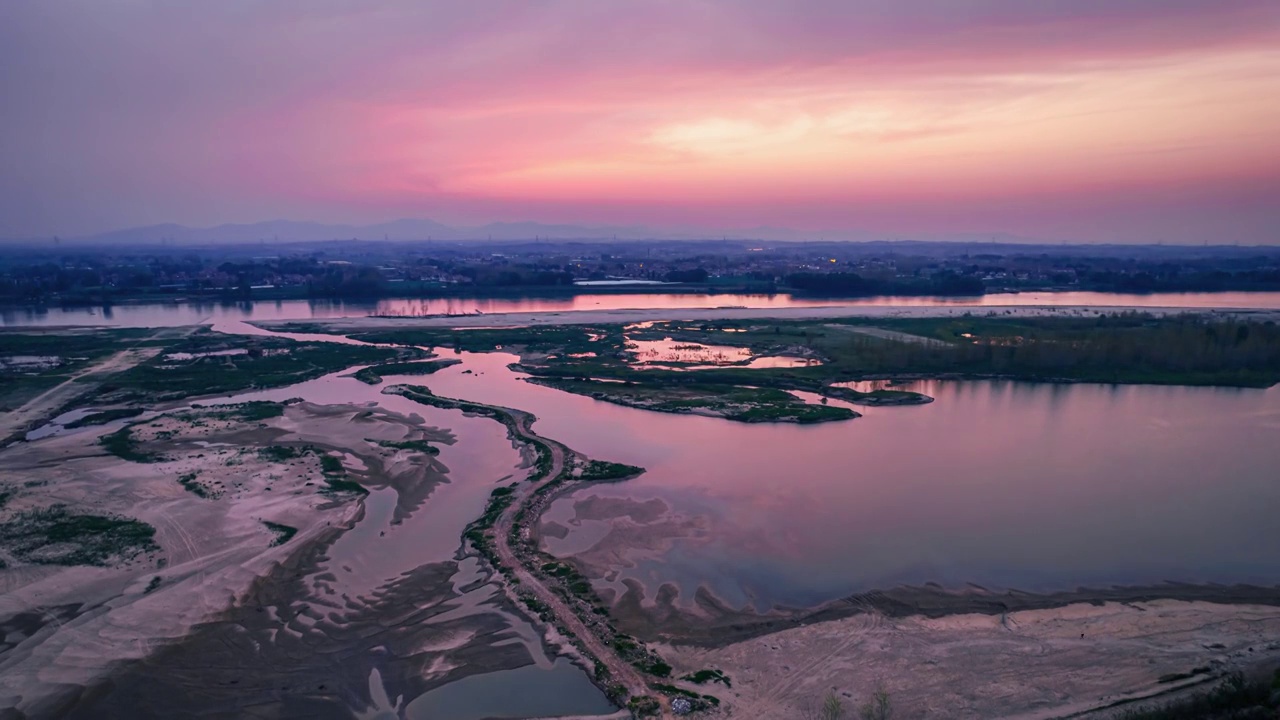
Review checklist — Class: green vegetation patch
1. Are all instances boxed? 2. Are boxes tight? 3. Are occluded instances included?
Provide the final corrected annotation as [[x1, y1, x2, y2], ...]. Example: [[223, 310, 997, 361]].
[[634, 658, 673, 678], [626, 696, 661, 717], [1116, 670, 1279, 719], [100, 426, 165, 463], [316, 454, 365, 495], [529, 377, 857, 424], [0, 328, 159, 359], [322, 476, 367, 495], [0, 504, 158, 566], [319, 454, 345, 474], [652, 682, 721, 710], [0, 328, 164, 411], [473, 485, 517, 528], [204, 400, 287, 422], [177, 471, 217, 499], [536, 314, 1280, 391], [263, 521, 298, 546], [681, 669, 731, 687], [352, 324, 624, 356], [64, 407, 145, 428], [374, 438, 441, 455], [577, 459, 645, 481], [98, 329, 406, 402], [818, 314, 1280, 387], [259, 445, 304, 462], [257, 444, 374, 496], [352, 358, 463, 384]]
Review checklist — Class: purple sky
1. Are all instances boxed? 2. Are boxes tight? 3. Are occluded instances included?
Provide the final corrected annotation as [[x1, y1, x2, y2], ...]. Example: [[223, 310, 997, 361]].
[[1, 1, 1278, 243]]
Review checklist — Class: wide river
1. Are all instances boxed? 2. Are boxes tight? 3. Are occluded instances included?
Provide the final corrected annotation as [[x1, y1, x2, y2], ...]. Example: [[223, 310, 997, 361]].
[[30, 308, 1278, 717], [412, 352, 1280, 611], [6, 290, 1280, 327]]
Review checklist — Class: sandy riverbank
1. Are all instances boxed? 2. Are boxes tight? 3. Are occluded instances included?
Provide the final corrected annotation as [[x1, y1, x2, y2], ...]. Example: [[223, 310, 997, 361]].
[[539, 489, 1280, 717], [661, 599, 1280, 719], [538, 493, 1280, 642], [0, 399, 528, 717]]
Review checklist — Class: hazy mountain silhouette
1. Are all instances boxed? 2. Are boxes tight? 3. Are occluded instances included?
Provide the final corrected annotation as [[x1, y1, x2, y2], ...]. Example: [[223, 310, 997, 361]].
[[5, 219, 1052, 246]]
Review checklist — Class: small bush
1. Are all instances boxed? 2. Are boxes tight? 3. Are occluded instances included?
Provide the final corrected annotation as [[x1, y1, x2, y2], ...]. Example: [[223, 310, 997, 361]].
[[100, 427, 164, 463], [65, 408, 144, 429], [0, 504, 158, 566], [263, 521, 298, 546]]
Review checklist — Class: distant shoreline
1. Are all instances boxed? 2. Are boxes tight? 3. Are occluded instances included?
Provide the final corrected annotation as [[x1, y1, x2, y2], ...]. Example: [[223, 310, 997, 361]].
[[626, 578, 1280, 648], [0, 283, 772, 309], [257, 303, 1280, 334], [8, 285, 1280, 312]]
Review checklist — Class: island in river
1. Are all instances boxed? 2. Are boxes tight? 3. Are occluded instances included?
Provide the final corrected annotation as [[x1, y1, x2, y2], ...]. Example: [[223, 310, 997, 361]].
[[1, 305, 1279, 719], [524, 377, 863, 424]]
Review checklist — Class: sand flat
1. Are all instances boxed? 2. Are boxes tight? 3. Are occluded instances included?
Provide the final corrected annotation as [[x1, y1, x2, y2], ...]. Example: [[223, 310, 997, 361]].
[[663, 600, 1280, 719]]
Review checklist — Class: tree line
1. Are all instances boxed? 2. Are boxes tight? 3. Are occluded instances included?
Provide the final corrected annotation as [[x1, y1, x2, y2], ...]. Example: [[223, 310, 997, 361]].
[[818, 314, 1280, 386], [785, 271, 985, 297]]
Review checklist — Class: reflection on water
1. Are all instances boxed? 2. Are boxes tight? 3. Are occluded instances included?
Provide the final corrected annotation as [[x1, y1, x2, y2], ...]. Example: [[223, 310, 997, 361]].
[[628, 336, 754, 365], [396, 658, 618, 720], [418, 356, 1280, 611], [6, 290, 1280, 327], [100, 318, 1280, 716], [201, 369, 530, 597], [190, 360, 615, 717]]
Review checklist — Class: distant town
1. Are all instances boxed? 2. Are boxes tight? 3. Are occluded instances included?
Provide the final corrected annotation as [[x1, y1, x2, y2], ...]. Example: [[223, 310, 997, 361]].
[[2, 238, 1279, 306]]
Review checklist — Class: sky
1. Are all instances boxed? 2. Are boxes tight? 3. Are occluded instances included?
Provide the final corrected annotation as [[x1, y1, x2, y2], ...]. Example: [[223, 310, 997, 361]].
[[1, 0, 1278, 244]]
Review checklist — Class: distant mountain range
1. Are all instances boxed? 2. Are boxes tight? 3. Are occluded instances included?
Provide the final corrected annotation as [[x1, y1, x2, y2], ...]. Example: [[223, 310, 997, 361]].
[[3, 219, 1043, 246]]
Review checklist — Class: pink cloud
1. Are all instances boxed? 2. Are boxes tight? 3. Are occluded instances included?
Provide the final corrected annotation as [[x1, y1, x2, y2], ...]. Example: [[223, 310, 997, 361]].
[[1, 1, 1277, 241]]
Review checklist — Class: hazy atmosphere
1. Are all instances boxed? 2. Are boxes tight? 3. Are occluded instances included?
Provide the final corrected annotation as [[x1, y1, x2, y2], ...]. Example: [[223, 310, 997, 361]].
[[2, 0, 1278, 243], [5, 4, 1280, 720]]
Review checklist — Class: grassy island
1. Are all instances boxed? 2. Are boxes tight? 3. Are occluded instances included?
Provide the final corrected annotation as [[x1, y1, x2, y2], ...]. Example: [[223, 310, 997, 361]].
[[0, 504, 158, 567], [351, 358, 462, 384], [628, 314, 1280, 388], [526, 377, 859, 423]]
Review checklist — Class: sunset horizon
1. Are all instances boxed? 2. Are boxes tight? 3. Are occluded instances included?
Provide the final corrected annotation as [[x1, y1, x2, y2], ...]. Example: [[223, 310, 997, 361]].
[[2, 1, 1278, 244], [4, 5, 1280, 718]]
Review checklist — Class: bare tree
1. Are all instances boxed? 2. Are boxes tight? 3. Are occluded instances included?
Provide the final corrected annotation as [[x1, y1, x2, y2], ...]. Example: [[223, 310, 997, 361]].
[[823, 692, 845, 720], [859, 686, 892, 720], [799, 690, 845, 720]]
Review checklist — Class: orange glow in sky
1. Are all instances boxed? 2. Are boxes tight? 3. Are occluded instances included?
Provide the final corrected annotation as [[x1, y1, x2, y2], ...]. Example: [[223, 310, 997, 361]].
[[2, 1, 1278, 242]]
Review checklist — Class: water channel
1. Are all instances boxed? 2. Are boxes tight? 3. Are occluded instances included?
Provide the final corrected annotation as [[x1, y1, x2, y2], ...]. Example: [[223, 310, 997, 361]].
[[24, 305, 1280, 717], [6, 290, 1280, 327]]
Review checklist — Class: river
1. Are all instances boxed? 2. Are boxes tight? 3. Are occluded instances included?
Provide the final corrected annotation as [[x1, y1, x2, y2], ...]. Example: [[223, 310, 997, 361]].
[[193, 362, 619, 719], [209, 317, 1280, 621], [33, 312, 1278, 718], [406, 352, 1280, 612], [6, 290, 1280, 327]]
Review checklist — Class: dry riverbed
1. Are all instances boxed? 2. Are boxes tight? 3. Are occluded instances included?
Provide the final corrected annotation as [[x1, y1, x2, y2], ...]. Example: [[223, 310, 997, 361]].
[[0, 398, 553, 717], [662, 599, 1280, 719], [6, 313, 1280, 719], [539, 492, 1280, 718]]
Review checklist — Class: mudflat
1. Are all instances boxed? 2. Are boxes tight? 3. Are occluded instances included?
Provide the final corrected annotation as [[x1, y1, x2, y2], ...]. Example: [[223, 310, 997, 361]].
[[661, 599, 1280, 719], [0, 399, 544, 717]]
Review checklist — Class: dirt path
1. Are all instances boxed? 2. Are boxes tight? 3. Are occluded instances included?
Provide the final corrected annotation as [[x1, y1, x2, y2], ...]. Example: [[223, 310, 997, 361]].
[[383, 384, 666, 717], [1, 326, 199, 443], [824, 323, 954, 348], [491, 409, 665, 714], [0, 347, 154, 442]]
